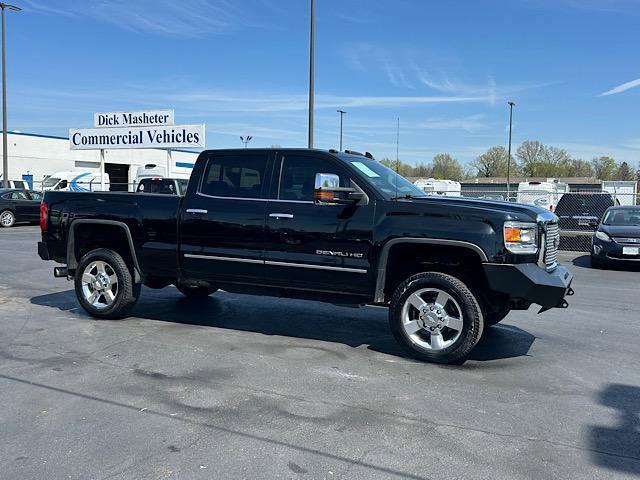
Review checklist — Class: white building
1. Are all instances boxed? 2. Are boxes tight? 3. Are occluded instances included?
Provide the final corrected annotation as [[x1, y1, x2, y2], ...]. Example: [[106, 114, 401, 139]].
[[0, 131, 199, 190]]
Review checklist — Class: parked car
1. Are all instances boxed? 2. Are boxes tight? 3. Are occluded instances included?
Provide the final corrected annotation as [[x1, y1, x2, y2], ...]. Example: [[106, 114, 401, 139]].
[[555, 193, 618, 251], [0, 189, 43, 227], [38, 148, 573, 364], [591, 206, 640, 267], [136, 177, 189, 195]]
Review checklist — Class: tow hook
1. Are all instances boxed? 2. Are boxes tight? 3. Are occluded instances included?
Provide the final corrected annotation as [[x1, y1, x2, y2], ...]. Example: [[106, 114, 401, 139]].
[[538, 298, 569, 314]]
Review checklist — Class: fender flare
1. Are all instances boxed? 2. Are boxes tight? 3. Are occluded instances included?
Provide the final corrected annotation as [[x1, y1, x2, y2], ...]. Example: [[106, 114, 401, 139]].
[[374, 238, 488, 303], [67, 219, 142, 281]]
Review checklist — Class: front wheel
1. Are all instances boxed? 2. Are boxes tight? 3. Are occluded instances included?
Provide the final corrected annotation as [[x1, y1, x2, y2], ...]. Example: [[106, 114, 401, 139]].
[[74, 248, 140, 319], [389, 272, 484, 364], [0, 210, 15, 228]]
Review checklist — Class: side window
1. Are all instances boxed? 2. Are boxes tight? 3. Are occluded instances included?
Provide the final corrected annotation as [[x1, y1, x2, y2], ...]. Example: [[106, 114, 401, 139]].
[[278, 155, 345, 201], [201, 154, 268, 199], [11, 191, 28, 200], [29, 191, 42, 200]]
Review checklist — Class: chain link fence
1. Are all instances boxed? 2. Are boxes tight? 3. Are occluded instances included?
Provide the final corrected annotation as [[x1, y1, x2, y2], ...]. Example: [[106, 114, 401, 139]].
[[457, 189, 639, 252]]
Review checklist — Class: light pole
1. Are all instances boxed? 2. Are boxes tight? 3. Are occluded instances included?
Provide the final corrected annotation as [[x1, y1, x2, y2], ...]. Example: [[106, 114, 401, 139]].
[[506, 101, 515, 201], [337, 109, 346, 151], [307, 0, 314, 149], [1, 2, 20, 188], [240, 136, 252, 148]]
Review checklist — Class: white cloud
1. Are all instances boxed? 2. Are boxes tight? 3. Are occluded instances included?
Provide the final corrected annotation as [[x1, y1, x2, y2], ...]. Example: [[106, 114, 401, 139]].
[[600, 78, 640, 96], [21, 0, 273, 37]]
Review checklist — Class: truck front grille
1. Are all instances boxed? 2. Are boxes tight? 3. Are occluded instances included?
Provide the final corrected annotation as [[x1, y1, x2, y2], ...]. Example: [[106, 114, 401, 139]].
[[544, 223, 559, 268]]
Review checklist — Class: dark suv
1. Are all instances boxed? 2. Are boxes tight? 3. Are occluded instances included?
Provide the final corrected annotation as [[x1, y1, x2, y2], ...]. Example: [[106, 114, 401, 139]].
[[555, 193, 617, 250]]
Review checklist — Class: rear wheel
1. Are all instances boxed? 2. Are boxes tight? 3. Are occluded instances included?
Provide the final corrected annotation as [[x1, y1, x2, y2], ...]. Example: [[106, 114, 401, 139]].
[[74, 248, 140, 319], [0, 210, 15, 228], [176, 284, 218, 298], [389, 272, 484, 364]]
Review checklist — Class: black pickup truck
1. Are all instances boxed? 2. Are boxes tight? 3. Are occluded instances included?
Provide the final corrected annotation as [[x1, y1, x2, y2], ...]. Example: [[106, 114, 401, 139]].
[[38, 148, 573, 364]]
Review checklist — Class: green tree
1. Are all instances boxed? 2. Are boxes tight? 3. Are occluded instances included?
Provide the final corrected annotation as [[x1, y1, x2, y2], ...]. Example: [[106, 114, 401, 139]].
[[379, 158, 413, 177], [471, 146, 510, 177], [431, 153, 464, 180], [563, 159, 594, 177], [516, 140, 546, 176], [591, 156, 617, 180]]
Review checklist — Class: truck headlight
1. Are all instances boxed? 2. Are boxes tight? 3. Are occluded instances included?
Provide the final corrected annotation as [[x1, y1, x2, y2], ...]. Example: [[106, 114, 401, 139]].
[[595, 230, 611, 242], [504, 222, 538, 254]]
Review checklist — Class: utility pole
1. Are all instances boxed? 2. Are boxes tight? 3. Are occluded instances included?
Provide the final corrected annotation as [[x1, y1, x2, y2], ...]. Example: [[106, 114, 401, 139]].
[[1, 2, 20, 188], [337, 110, 346, 151], [240, 135, 252, 148], [506, 101, 515, 201], [307, 0, 314, 149]]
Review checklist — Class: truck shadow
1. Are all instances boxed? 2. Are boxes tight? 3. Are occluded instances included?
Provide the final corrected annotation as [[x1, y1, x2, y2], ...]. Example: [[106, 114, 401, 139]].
[[30, 288, 535, 364], [588, 384, 640, 475]]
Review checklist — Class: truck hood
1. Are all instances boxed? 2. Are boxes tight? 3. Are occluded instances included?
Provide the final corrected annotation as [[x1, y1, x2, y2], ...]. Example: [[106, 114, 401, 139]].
[[390, 195, 553, 223]]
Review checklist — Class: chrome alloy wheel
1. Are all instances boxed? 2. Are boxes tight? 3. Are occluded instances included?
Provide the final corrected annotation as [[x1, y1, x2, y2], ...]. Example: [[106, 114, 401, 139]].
[[81, 261, 118, 310], [0, 211, 14, 227], [400, 288, 464, 351]]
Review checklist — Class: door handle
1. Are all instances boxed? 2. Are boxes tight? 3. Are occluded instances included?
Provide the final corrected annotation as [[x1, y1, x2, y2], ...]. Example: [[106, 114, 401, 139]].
[[186, 208, 208, 215], [269, 213, 294, 219]]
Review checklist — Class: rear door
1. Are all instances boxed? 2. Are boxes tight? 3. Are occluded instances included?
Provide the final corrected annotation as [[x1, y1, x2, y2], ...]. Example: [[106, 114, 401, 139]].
[[263, 152, 375, 295], [180, 151, 273, 284], [9, 191, 34, 221]]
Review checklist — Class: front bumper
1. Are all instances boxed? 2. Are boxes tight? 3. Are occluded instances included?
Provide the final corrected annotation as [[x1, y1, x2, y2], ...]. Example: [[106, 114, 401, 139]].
[[483, 263, 573, 310], [592, 238, 640, 262]]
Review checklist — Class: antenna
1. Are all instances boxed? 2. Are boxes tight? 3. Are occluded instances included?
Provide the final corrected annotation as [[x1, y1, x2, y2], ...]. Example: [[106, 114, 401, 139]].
[[395, 117, 400, 200]]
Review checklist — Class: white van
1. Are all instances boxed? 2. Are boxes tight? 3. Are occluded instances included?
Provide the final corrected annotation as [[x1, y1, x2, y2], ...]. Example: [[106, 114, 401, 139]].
[[42, 171, 111, 192], [413, 178, 462, 197], [517, 181, 568, 211]]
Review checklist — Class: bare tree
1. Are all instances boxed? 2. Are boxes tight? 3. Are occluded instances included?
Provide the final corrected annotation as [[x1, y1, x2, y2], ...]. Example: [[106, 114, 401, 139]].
[[516, 140, 546, 176], [471, 146, 510, 177]]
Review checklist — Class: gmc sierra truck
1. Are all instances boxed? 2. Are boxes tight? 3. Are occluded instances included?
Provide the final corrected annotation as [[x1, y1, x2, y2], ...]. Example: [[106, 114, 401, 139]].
[[38, 148, 573, 364]]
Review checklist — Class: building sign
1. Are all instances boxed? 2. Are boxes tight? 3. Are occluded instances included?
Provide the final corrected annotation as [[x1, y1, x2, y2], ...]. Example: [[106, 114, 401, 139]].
[[93, 109, 174, 128], [69, 124, 205, 150]]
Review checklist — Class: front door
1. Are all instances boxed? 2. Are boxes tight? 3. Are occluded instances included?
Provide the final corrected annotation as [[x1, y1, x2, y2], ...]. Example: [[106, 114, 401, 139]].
[[180, 151, 273, 284], [264, 152, 375, 295]]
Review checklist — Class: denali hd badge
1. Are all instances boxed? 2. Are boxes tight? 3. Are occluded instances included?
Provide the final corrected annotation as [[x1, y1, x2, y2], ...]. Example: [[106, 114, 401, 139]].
[[316, 250, 364, 259]]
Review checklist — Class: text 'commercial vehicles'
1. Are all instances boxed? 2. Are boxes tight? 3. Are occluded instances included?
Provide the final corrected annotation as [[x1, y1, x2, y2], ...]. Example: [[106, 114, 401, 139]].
[[38, 149, 574, 364]]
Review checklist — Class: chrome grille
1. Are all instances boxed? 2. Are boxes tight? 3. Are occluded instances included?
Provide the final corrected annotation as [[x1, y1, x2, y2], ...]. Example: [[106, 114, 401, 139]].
[[544, 223, 559, 268]]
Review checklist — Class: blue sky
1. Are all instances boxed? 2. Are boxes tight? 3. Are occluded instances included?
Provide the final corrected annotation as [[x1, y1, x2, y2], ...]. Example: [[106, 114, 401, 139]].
[[7, 0, 640, 166]]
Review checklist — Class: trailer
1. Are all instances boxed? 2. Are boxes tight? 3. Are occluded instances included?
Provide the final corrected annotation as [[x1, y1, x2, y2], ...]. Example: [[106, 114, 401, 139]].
[[413, 178, 462, 197]]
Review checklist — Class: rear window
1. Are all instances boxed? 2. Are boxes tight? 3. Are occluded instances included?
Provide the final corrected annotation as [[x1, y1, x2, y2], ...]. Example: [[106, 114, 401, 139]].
[[200, 153, 268, 199], [556, 194, 614, 214], [137, 179, 177, 195]]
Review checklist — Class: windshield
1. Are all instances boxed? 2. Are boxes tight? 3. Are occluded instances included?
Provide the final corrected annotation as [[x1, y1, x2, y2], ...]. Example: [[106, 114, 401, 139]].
[[345, 157, 426, 199], [602, 208, 640, 226], [42, 177, 60, 188]]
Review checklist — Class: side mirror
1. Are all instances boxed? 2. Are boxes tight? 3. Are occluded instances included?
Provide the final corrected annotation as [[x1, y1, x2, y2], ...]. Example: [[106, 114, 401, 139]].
[[314, 173, 360, 205]]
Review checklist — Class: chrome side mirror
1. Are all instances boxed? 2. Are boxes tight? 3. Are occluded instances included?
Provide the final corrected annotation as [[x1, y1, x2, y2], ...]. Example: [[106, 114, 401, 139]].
[[315, 173, 340, 190]]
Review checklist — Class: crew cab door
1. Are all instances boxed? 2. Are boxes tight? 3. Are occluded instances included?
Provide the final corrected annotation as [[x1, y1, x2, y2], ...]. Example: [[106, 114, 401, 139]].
[[180, 151, 273, 283], [263, 152, 375, 295]]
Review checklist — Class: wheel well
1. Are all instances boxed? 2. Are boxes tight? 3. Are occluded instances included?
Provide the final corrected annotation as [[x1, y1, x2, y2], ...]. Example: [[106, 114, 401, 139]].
[[382, 243, 507, 313], [72, 224, 134, 271]]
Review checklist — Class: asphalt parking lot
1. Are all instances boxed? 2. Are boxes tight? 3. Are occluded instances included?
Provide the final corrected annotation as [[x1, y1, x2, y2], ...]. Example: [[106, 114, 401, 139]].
[[1, 226, 639, 480]]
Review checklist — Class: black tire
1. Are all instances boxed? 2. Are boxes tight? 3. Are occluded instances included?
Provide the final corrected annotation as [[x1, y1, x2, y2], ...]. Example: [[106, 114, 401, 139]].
[[74, 248, 141, 319], [176, 284, 218, 298], [0, 209, 15, 228], [389, 272, 484, 364], [484, 304, 511, 327]]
